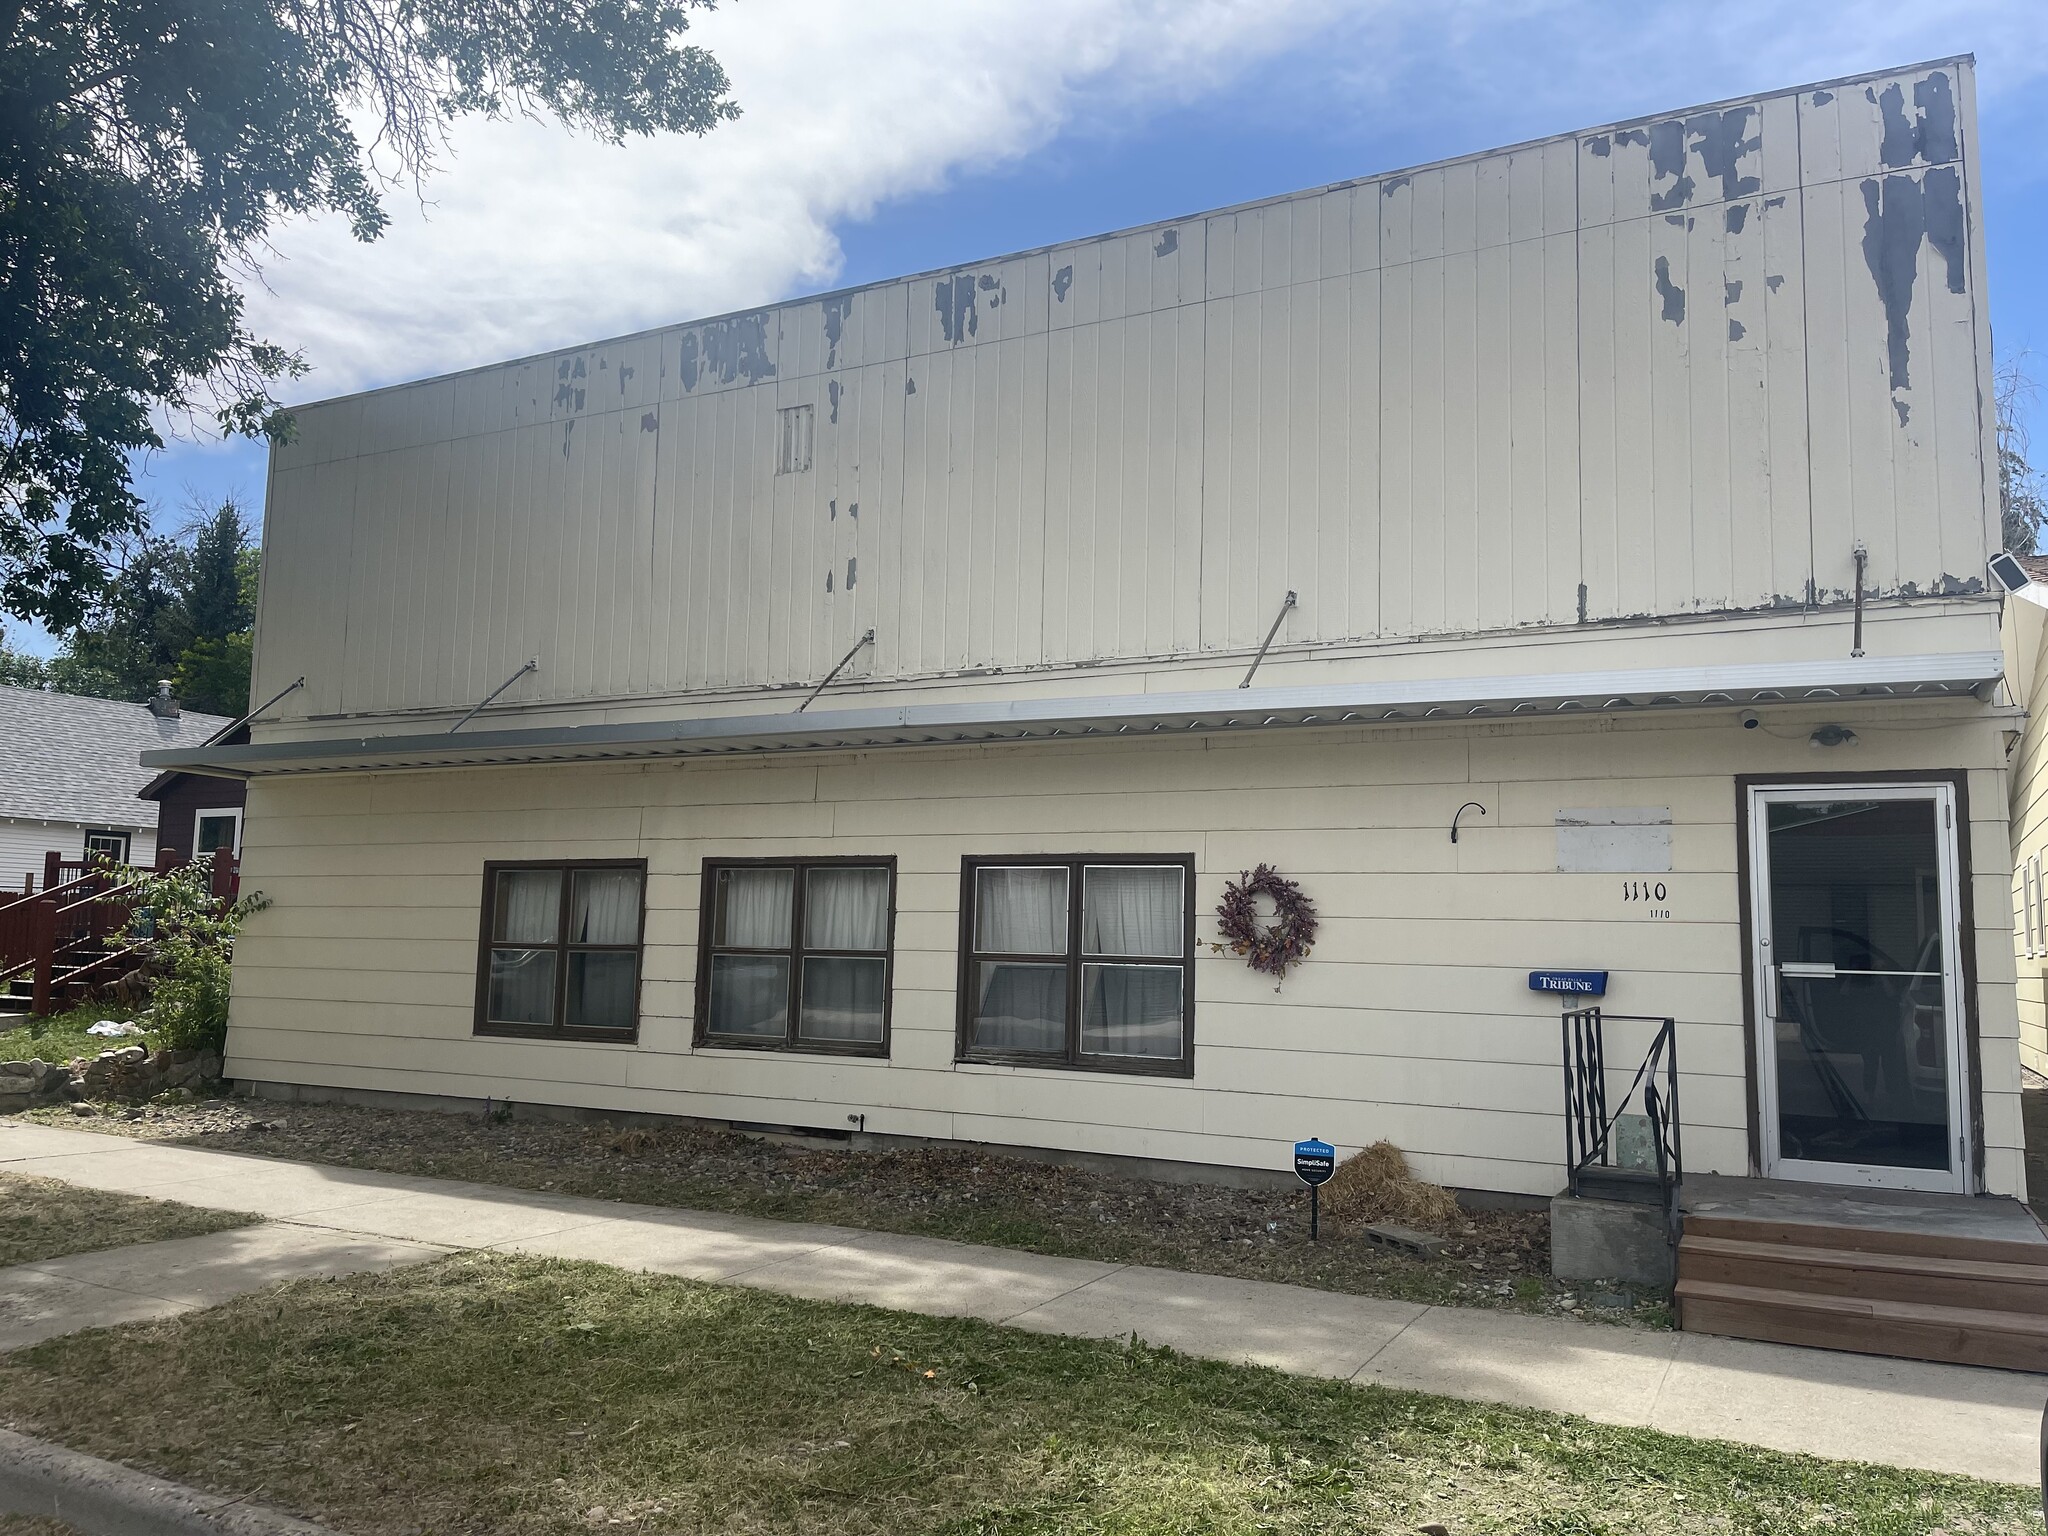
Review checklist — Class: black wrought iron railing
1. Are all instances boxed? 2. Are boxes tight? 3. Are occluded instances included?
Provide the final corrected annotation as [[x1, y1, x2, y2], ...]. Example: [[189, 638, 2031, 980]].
[[1561, 1008, 1683, 1240]]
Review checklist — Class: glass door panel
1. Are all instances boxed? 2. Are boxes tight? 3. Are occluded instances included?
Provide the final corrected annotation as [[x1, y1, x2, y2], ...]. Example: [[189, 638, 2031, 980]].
[[1752, 788, 1966, 1191]]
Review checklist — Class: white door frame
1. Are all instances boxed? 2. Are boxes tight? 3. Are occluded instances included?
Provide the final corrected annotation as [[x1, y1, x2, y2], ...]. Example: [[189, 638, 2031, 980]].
[[1745, 781, 1972, 1194]]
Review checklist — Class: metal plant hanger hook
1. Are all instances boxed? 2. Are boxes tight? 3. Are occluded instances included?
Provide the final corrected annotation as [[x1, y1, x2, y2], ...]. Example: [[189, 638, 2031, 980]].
[[1450, 802, 1487, 843]]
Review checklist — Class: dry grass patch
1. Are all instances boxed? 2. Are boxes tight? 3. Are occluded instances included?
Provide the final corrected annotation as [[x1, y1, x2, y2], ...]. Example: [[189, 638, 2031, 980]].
[[1320, 1142, 1463, 1231], [0, 1254, 2032, 1536], [0, 1171, 251, 1268]]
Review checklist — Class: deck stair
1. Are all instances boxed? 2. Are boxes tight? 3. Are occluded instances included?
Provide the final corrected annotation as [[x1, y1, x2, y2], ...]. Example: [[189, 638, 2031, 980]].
[[1675, 1175, 2048, 1372]]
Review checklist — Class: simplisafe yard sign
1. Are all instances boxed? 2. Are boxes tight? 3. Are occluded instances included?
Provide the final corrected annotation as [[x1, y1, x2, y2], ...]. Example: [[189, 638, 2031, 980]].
[[1294, 1137, 1336, 1242], [1529, 970, 1609, 997], [1293, 1139, 1336, 1185]]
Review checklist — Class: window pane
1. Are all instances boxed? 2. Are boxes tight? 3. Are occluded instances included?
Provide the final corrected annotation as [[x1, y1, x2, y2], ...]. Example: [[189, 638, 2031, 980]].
[[567, 951, 638, 1030], [717, 868, 793, 948], [972, 960, 1066, 1053], [800, 956, 886, 1042], [195, 814, 237, 855], [488, 948, 557, 1024], [494, 869, 561, 944], [805, 866, 890, 950], [1081, 964, 1184, 1058], [707, 954, 790, 1036], [1082, 866, 1184, 957], [571, 867, 641, 944], [974, 867, 1068, 954]]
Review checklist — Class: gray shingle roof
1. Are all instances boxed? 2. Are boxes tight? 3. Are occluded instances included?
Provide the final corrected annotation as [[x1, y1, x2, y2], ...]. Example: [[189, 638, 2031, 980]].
[[0, 687, 231, 830]]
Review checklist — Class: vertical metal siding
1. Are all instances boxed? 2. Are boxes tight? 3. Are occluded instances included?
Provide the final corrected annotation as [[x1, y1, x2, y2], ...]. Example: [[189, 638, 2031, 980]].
[[255, 60, 1995, 722]]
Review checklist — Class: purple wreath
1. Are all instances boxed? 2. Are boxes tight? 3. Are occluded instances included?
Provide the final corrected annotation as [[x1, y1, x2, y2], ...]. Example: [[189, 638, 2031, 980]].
[[1214, 864, 1319, 980]]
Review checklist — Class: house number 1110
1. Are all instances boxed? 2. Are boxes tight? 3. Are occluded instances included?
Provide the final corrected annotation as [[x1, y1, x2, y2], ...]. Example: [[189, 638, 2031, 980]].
[[1622, 880, 1670, 917]]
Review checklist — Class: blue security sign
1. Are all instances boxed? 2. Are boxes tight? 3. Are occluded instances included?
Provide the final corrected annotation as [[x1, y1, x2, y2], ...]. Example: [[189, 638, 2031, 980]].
[[1529, 970, 1608, 997], [1293, 1138, 1336, 1187]]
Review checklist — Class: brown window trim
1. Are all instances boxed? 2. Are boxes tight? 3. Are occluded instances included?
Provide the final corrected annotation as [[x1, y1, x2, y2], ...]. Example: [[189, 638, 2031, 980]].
[[955, 854, 1197, 1079], [693, 856, 897, 1058], [473, 859, 647, 1043]]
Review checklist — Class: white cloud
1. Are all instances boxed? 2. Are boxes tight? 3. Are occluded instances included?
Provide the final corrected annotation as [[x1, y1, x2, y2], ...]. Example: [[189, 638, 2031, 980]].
[[247, 0, 1344, 398], [234, 0, 2048, 403]]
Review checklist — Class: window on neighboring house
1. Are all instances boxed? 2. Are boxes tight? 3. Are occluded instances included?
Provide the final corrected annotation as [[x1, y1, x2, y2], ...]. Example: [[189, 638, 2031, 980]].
[[82, 830, 130, 865], [696, 859, 895, 1054], [957, 856, 1195, 1076], [2031, 853, 2045, 959], [474, 861, 646, 1041], [194, 808, 242, 858]]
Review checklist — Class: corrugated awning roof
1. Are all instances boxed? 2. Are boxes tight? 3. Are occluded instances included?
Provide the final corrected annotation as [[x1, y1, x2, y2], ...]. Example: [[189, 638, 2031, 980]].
[[140, 652, 2004, 780]]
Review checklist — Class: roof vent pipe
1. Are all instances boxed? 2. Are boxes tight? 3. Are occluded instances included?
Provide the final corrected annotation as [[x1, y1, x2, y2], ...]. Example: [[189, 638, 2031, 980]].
[[147, 681, 179, 718]]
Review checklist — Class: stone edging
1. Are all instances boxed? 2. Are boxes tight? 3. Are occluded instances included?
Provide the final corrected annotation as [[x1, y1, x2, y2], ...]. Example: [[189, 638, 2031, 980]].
[[0, 1426, 339, 1535]]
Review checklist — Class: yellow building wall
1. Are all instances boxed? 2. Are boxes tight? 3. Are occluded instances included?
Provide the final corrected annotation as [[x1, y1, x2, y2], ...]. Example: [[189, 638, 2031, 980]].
[[226, 704, 2026, 1198]]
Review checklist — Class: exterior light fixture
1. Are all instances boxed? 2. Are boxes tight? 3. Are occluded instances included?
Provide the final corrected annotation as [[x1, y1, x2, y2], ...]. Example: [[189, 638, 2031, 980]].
[[1808, 724, 1858, 748]]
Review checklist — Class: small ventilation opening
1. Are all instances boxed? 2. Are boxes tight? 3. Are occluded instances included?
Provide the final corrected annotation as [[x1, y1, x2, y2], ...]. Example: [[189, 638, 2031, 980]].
[[777, 404, 814, 474]]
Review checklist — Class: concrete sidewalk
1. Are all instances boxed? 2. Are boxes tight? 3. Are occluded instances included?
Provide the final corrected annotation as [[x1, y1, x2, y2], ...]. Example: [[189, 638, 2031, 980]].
[[2, 1118, 2041, 1485]]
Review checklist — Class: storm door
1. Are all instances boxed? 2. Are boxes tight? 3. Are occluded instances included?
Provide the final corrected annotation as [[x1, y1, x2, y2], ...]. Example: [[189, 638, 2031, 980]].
[[1746, 785, 1969, 1192]]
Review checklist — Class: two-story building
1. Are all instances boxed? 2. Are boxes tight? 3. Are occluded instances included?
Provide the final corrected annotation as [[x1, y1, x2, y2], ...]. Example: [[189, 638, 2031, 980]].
[[147, 58, 2025, 1225]]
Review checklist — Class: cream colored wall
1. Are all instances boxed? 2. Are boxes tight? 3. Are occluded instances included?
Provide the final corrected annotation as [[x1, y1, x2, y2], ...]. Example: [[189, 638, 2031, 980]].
[[227, 703, 2025, 1197], [2003, 594, 2048, 1076]]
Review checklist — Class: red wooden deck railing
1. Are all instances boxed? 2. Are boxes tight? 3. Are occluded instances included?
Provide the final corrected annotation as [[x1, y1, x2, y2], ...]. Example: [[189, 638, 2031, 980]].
[[1, 847, 239, 1014]]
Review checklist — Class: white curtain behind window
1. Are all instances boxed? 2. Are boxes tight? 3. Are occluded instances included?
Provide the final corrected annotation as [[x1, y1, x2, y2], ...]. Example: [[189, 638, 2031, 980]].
[[806, 867, 889, 951], [800, 956, 886, 1041], [1082, 866, 1182, 956], [975, 867, 1068, 954], [973, 962, 1065, 1052], [495, 869, 560, 944], [571, 868, 641, 945], [1083, 965, 1182, 1057], [720, 868, 793, 947]]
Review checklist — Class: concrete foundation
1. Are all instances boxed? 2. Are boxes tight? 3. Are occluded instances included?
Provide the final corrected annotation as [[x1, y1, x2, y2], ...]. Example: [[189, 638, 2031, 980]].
[[1550, 1194, 1674, 1287]]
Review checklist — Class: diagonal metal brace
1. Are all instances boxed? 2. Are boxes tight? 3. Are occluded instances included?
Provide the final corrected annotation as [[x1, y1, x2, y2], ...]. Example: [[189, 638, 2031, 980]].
[[1239, 591, 1298, 689], [452, 658, 539, 733], [799, 630, 876, 712]]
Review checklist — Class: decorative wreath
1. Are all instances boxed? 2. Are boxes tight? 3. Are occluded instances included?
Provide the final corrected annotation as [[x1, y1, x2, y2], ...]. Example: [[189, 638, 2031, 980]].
[[1213, 864, 1319, 982]]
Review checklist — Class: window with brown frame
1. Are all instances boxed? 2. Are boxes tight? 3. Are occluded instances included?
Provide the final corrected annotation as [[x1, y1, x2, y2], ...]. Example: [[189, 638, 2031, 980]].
[[695, 858, 896, 1055], [474, 861, 646, 1041], [957, 855, 1196, 1077]]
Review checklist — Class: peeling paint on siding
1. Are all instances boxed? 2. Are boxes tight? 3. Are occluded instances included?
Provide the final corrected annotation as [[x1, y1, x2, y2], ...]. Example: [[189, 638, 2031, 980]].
[[1053, 265, 1074, 303], [1653, 256, 1685, 324], [935, 275, 978, 344], [679, 313, 776, 393], [553, 356, 587, 414], [1645, 107, 1760, 212], [1382, 175, 1410, 196], [1154, 228, 1179, 257], [639, 412, 658, 433], [846, 557, 857, 590], [827, 379, 842, 424], [1725, 203, 1749, 234], [1858, 165, 1965, 394], [1811, 89, 1834, 106], [1586, 134, 1611, 158], [821, 295, 852, 369], [1874, 71, 1958, 168]]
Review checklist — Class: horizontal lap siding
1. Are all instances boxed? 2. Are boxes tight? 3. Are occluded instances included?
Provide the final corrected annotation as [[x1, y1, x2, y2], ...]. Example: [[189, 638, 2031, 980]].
[[229, 709, 2020, 1196]]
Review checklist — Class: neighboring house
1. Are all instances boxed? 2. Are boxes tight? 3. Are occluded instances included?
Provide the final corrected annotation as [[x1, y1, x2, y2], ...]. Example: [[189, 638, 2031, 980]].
[[0, 685, 232, 890], [148, 58, 2024, 1214], [2000, 554, 2048, 1081], [139, 726, 251, 866]]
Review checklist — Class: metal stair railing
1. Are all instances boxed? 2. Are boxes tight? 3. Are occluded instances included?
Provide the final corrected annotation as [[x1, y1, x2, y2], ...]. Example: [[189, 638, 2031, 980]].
[[1562, 1007, 1684, 1243]]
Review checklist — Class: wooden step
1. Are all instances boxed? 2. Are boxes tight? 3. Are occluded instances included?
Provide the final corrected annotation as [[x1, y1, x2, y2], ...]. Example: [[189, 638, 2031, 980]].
[[1676, 1278, 2048, 1371], [1678, 1234, 2048, 1314], [1683, 1212, 2048, 1268]]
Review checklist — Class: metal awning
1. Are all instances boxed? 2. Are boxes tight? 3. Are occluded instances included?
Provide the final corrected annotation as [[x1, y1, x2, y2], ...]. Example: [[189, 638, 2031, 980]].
[[140, 651, 2004, 779]]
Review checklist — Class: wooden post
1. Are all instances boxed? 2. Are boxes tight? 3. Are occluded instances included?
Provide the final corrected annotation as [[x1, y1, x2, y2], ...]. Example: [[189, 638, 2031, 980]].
[[41, 850, 60, 892], [155, 845, 178, 875], [210, 847, 235, 902], [29, 898, 55, 1017]]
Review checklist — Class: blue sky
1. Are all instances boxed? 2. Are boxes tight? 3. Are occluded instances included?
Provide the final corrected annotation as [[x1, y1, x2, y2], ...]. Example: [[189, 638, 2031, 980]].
[[24, 0, 2045, 653]]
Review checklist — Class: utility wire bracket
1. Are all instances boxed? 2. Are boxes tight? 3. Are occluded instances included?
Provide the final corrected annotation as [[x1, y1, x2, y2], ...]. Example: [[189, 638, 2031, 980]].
[[800, 630, 876, 712], [1239, 591, 1298, 689]]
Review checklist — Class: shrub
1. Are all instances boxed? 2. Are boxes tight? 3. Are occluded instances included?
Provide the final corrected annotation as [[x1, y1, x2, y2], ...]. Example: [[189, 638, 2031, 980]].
[[120, 865, 267, 1057]]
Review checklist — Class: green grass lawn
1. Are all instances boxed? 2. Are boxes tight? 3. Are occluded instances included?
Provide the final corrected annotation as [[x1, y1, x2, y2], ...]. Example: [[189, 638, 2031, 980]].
[[0, 1003, 153, 1068], [0, 1171, 252, 1267], [0, 1253, 2030, 1536]]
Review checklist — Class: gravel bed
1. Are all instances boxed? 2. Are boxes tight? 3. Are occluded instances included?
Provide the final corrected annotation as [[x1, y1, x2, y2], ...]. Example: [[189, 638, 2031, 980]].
[[24, 1096, 1668, 1324]]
